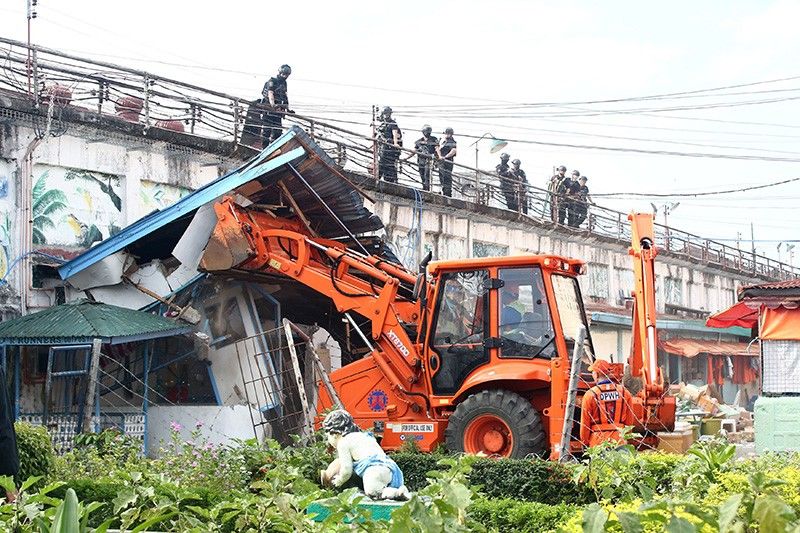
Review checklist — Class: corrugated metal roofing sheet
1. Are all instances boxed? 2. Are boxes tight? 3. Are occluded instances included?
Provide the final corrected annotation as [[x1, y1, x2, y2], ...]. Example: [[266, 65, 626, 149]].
[[58, 126, 382, 280], [659, 338, 757, 357], [0, 300, 191, 345], [744, 279, 800, 290], [739, 278, 800, 301]]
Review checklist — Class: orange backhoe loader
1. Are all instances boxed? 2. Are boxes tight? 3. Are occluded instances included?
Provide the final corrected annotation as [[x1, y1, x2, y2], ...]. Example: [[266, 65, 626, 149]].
[[200, 194, 675, 458]]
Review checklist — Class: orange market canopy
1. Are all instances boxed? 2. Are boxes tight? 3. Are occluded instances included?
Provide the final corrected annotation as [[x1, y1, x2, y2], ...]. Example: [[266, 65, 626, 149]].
[[659, 338, 757, 358]]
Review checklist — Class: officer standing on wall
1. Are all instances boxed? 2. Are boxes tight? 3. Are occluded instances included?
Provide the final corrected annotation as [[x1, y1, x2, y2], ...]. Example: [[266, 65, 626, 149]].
[[438, 127, 457, 197], [497, 153, 516, 210], [377, 106, 403, 183], [571, 176, 592, 227], [261, 64, 293, 146], [547, 165, 567, 222], [407, 125, 439, 191], [509, 159, 528, 214], [556, 169, 576, 225]]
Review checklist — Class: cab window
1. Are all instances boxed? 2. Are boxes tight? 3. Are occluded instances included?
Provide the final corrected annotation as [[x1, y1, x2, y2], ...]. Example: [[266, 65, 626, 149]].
[[429, 270, 489, 394], [552, 274, 595, 357], [498, 267, 556, 359]]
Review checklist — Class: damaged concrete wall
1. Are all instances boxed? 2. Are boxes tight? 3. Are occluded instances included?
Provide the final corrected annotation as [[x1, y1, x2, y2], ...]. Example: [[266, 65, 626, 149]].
[[0, 118, 230, 314]]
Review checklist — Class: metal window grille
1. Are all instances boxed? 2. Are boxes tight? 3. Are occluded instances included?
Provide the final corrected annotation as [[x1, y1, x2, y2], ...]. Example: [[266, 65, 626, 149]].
[[762, 340, 800, 395]]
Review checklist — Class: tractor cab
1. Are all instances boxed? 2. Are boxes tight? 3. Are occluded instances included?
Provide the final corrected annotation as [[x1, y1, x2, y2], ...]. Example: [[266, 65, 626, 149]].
[[423, 254, 595, 404]]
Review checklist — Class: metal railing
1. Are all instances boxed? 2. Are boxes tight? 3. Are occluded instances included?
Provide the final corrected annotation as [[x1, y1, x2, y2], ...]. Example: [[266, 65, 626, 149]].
[[0, 36, 795, 280]]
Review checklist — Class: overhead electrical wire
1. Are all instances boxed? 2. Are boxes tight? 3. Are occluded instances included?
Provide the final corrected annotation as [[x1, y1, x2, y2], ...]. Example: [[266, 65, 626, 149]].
[[591, 177, 800, 198]]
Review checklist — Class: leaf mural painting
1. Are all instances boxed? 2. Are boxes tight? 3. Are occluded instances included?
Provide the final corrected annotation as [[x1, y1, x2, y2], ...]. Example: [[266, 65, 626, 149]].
[[32, 170, 68, 245], [32, 166, 124, 249]]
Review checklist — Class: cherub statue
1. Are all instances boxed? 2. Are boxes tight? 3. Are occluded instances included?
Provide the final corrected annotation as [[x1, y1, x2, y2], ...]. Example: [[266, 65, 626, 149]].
[[320, 409, 410, 500]]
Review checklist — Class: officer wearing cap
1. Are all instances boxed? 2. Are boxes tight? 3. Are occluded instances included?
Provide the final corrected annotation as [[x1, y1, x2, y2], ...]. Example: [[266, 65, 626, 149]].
[[580, 359, 635, 448], [377, 106, 403, 183], [261, 64, 293, 146], [438, 127, 457, 197], [408, 125, 439, 191], [509, 158, 528, 214], [547, 165, 567, 222]]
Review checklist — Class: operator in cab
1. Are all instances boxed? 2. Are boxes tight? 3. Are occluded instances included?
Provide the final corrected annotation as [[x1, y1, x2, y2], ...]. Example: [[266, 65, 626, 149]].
[[580, 359, 634, 448]]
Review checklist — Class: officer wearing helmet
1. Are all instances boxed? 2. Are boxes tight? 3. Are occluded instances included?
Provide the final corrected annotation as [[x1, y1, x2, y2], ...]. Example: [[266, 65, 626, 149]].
[[261, 64, 293, 146], [377, 106, 403, 183], [407, 125, 439, 191], [510, 158, 528, 214], [547, 165, 567, 223], [438, 127, 457, 197], [497, 153, 517, 211]]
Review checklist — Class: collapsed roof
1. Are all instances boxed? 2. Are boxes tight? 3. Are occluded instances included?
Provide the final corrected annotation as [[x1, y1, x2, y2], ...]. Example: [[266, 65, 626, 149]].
[[58, 126, 384, 283]]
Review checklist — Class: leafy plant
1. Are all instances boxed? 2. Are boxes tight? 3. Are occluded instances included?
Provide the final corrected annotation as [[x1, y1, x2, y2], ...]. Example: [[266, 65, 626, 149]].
[[151, 422, 250, 493], [15, 422, 55, 486], [687, 439, 736, 483], [572, 440, 659, 503]]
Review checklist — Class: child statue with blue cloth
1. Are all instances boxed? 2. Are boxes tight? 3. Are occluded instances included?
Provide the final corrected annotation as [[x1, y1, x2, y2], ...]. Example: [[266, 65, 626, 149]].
[[320, 409, 410, 500]]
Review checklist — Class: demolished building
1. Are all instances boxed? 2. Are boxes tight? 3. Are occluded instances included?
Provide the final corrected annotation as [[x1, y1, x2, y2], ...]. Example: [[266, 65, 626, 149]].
[[51, 126, 392, 451]]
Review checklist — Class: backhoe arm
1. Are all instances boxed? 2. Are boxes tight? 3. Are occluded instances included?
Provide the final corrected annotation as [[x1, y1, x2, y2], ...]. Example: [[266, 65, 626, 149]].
[[200, 196, 428, 411], [628, 212, 663, 394], [627, 213, 675, 433]]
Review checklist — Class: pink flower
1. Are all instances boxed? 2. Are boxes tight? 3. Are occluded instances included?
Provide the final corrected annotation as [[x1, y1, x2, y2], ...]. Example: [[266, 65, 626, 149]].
[[190, 461, 198, 468], [195, 421, 204, 429], [170, 421, 182, 432]]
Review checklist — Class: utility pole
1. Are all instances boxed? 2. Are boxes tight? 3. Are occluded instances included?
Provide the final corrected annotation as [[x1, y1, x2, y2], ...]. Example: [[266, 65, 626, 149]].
[[26, 0, 38, 95], [750, 222, 756, 273], [371, 105, 378, 180]]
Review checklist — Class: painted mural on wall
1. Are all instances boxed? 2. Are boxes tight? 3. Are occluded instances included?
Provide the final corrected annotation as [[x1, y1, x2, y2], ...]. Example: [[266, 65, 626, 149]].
[[140, 180, 190, 213], [0, 213, 11, 281], [32, 165, 123, 249], [0, 161, 15, 281]]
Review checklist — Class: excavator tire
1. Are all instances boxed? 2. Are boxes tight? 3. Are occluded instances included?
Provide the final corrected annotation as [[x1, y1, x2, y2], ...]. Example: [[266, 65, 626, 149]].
[[445, 389, 545, 458]]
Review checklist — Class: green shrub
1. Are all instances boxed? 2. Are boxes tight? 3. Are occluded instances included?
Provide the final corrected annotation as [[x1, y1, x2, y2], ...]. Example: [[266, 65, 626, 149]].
[[50, 477, 123, 505], [469, 498, 576, 532], [390, 451, 444, 491], [14, 421, 55, 484], [469, 457, 591, 505], [575, 444, 694, 503], [392, 451, 590, 504]]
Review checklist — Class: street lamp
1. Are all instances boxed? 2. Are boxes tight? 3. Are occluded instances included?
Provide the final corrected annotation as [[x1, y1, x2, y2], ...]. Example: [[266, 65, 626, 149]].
[[652, 202, 679, 250], [470, 133, 508, 200]]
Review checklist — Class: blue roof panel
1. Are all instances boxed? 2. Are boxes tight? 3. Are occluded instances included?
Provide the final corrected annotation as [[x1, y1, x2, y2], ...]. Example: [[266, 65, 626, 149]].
[[58, 129, 305, 280]]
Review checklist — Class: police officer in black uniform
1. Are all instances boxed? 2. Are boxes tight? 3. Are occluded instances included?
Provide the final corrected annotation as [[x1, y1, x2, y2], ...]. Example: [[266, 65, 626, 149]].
[[377, 106, 402, 182], [557, 169, 576, 225], [261, 64, 292, 146], [571, 176, 592, 227], [497, 153, 517, 210], [438, 127, 457, 197], [510, 158, 528, 214], [410, 125, 438, 191]]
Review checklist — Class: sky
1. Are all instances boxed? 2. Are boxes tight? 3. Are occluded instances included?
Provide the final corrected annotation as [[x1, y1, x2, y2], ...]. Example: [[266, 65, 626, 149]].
[[2, 0, 800, 263]]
